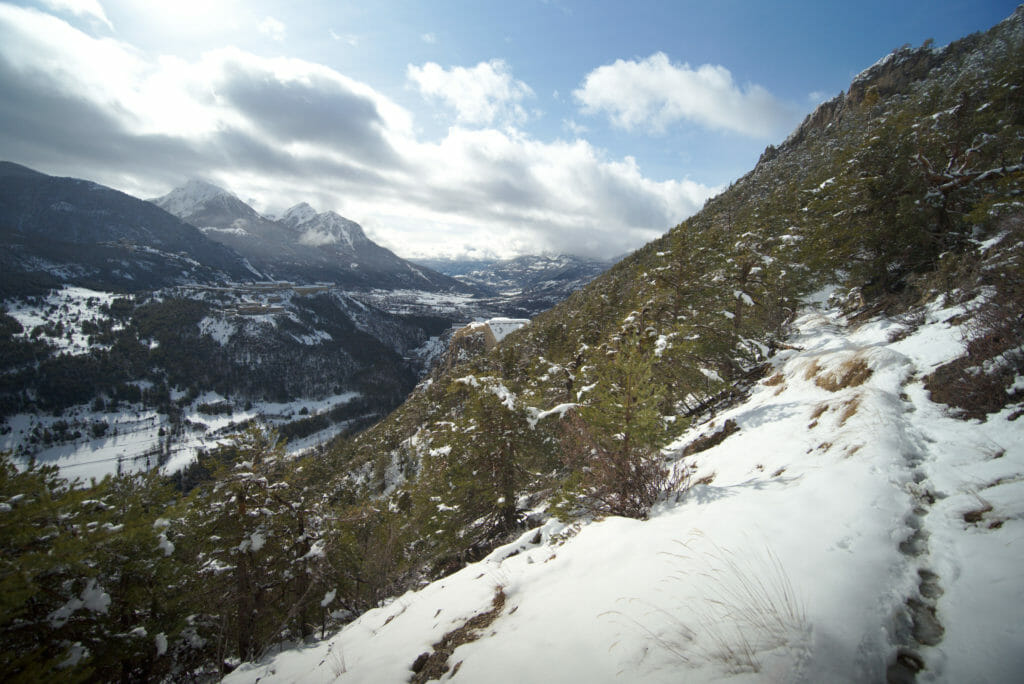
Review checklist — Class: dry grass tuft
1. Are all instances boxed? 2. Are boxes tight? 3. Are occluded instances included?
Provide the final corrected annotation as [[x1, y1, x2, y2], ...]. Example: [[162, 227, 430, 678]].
[[803, 359, 821, 382], [682, 420, 740, 456], [607, 537, 808, 675], [807, 402, 829, 429], [837, 396, 861, 425], [814, 357, 873, 392], [694, 472, 717, 487], [763, 372, 785, 387]]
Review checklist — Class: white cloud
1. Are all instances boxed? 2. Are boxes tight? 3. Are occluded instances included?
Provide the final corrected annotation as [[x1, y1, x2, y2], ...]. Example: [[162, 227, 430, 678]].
[[0, 5, 716, 260], [421, 32, 437, 44], [563, 118, 588, 136], [39, 0, 112, 30], [330, 30, 359, 46], [381, 127, 716, 258], [574, 52, 799, 139], [258, 16, 286, 42], [407, 59, 535, 127]]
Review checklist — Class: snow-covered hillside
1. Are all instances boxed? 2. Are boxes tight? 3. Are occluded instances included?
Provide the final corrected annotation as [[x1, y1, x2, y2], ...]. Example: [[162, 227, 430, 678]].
[[225, 296, 1023, 683]]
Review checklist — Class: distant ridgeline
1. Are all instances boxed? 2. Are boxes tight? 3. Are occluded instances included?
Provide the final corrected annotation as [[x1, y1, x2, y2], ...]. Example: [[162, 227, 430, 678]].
[[150, 179, 475, 294]]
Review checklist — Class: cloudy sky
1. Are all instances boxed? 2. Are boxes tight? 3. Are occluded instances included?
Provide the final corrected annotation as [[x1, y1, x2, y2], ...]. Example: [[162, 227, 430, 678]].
[[0, 0, 1016, 260]]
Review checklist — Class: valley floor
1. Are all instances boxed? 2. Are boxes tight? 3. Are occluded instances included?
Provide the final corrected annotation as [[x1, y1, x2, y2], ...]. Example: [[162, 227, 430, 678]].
[[226, 297, 1024, 683], [0, 391, 363, 482]]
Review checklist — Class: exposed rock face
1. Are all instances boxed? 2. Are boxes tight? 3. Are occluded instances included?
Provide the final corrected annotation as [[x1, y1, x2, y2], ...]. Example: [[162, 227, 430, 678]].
[[846, 44, 942, 107], [431, 323, 499, 378], [429, 318, 529, 378]]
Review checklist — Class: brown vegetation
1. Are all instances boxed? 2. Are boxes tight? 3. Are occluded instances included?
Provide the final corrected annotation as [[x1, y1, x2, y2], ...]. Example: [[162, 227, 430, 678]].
[[814, 357, 873, 392], [410, 587, 507, 683], [682, 419, 740, 456]]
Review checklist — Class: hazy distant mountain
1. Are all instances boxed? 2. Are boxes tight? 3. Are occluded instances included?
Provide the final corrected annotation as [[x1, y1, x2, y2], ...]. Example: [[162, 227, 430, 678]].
[[0, 162, 256, 296], [417, 254, 614, 315], [152, 180, 474, 293]]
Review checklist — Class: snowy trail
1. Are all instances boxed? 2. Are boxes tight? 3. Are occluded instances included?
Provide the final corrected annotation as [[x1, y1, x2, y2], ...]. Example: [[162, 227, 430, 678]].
[[893, 357, 1024, 682], [225, 302, 1024, 683]]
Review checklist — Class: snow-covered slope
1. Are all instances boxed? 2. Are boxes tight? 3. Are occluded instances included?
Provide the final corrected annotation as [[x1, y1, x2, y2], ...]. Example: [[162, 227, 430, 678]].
[[225, 298, 1023, 683], [480, 317, 529, 342]]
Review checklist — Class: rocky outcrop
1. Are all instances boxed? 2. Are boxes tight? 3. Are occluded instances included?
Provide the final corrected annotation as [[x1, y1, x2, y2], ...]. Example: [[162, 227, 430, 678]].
[[431, 323, 498, 378]]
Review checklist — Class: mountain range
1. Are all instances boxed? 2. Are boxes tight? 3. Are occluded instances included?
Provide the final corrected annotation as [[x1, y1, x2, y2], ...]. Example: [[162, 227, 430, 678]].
[[0, 165, 476, 298], [151, 180, 471, 293], [0, 162, 255, 297], [0, 164, 612, 480]]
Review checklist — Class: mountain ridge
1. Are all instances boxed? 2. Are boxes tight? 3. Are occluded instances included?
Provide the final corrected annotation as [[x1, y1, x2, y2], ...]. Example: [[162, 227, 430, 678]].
[[0, 164, 257, 296], [152, 181, 475, 293]]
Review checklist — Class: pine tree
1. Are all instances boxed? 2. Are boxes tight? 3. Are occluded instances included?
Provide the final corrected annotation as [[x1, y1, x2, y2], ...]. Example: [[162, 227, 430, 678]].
[[411, 373, 551, 568], [0, 454, 100, 681], [180, 425, 330, 667], [570, 327, 675, 518], [82, 470, 185, 682]]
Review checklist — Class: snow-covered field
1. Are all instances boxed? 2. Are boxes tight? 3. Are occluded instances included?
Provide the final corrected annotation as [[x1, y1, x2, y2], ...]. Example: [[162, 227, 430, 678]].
[[225, 298, 1023, 683], [1, 392, 362, 482], [354, 289, 481, 316]]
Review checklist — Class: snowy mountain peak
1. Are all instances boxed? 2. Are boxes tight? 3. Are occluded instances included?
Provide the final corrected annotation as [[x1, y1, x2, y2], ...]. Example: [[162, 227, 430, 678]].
[[282, 207, 368, 250], [281, 202, 318, 227], [153, 178, 237, 218]]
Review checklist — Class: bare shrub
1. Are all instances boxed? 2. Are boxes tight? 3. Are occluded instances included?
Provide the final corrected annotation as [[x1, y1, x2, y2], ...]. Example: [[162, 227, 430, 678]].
[[557, 410, 685, 520], [925, 279, 1023, 418], [925, 217, 1024, 418]]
